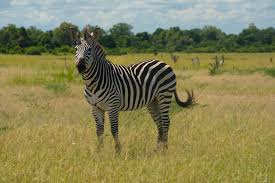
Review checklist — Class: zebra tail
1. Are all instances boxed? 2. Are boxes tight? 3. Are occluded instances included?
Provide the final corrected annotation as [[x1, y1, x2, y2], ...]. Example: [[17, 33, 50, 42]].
[[174, 89, 195, 108]]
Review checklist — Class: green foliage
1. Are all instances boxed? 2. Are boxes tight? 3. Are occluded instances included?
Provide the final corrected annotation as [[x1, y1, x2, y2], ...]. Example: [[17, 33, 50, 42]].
[[44, 82, 68, 93], [64, 67, 75, 82], [263, 67, 275, 77], [52, 22, 78, 46], [51, 67, 77, 82], [1, 53, 274, 182], [25, 46, 45, 55], [10, 73, 47, 85], [54, 45, 74, 54], [106, 48, 128, 55], [209, 60, 222, 75], [0, 23, 275, 54]]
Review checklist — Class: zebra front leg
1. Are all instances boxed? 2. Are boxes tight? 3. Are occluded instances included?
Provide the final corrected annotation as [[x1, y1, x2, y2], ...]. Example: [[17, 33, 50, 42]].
[[91, 106, 105, 150], [108, 108, 121, 152]]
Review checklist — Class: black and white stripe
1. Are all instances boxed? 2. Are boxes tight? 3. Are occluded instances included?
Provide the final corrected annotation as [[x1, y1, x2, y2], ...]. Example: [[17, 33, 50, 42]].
[[72, 28, 194, 151]]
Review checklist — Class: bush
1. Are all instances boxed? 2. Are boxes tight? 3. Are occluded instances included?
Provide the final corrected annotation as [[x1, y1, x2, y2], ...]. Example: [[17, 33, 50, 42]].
[[25, 46, 45, 55], [9, 45, 24, 54], [209, 59, 222, 75], [0, 46, 8, 54], [44, 82, 68, 93], [106, 48, 127, 55], [55, 45, 74, 54], [263, 67, 275, 77]]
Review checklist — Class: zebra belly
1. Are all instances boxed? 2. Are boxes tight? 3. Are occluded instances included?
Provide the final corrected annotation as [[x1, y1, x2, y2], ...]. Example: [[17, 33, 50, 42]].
[[119, 95, 152, 111], [118, 82, 156, 111], [84, 90, 109, 111]]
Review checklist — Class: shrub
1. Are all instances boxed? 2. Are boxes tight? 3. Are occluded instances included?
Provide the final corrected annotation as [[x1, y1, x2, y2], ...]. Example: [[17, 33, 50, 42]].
[[106, 48, 127, 55], [25, 46, 45, 55], [44, 82, 68, 93], [209, 59, 221, 75], [54, 45, 74, 54], [263, 67, 275, 77], [0, 46, 8, 54], [52, 67, 76, 82], [9, 45, 24, 54]]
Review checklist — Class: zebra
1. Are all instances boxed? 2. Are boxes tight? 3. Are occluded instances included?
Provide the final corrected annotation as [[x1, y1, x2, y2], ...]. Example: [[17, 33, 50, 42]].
[[214, 55, 224, 67], [69, 26, 195, 152], [170, 53, 179, 63], [192, 56, 200, 66]]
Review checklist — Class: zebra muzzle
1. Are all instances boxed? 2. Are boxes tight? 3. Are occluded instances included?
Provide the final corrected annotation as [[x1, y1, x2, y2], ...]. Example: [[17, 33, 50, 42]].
[[76, 63, 86, 74]]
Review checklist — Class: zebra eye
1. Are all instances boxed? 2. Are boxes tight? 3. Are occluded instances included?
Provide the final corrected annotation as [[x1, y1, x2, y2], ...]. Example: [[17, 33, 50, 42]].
[[87, 48, 92, 52]]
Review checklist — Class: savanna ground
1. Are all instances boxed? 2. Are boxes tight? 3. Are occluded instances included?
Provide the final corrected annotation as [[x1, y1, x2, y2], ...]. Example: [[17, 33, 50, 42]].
[[0, 53, 274, 182]]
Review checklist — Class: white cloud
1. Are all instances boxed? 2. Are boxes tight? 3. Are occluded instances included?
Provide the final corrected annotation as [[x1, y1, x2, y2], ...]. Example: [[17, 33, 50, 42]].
[[1, 0, 274, 33], [25, 10, 57, 24], [10, 0, 31, 6], [10, 0, 57, 6], [0, 10, 9, 15]]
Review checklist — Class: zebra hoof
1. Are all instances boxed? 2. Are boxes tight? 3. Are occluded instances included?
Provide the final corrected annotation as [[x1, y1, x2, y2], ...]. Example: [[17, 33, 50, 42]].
[[115, 143, 122, 154], [95, 144, 104, 153], [154, 143, 168, 152]]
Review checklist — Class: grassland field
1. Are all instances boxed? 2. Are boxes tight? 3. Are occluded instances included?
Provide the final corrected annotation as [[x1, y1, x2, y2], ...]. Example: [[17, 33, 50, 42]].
[[0, 53, 275, 182]]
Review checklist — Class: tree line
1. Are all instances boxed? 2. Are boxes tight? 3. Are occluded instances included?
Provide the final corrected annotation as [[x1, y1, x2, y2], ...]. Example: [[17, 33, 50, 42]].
[[0, 22, 274, 55]]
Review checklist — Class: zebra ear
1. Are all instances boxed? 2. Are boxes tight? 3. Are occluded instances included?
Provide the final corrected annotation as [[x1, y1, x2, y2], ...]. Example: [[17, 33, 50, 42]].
[[69, 27, 80, 45], [91, 27, 101, 40], [83, 26, 92, 41]]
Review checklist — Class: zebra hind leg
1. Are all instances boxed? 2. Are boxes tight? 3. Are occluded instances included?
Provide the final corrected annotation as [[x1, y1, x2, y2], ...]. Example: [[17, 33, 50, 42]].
[[157, 92, 173, 149], [147, 99, 168, 150], [91, 106, 105, 151]]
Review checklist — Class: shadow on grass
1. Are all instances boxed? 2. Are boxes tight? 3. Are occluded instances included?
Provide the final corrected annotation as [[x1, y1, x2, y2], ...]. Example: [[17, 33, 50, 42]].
[[0, 126, 11, 133], [207, 66, 275, 77], [43, 82, 69, 93], [263, 67, 275, 77]]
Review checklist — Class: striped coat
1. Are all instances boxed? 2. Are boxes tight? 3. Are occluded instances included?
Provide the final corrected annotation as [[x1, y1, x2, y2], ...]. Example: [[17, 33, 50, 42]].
[[70, 27, 195, 151]]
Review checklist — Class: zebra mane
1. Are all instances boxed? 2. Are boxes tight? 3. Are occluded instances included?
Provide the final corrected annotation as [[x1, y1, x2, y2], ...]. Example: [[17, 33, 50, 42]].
[[91, 40, 107, 62]]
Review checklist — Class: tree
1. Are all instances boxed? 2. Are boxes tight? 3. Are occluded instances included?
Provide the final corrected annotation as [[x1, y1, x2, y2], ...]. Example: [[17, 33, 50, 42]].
[[166, 27, 185, 51], [0, 22, 274, 54], [0, 24, 20, 49], [52, 22, 78, 46], [109, 23, 133, 37], [151, 28, 167, 51], [18, 27, 31, 48], [26, 26, 44, 46], [101, 35, 116, 48], [136, 32, 150, 42], [109, 23, 134, 47], [237, 23, 260, 46], [39, 31, 54, 49], [202, 25, 225, 41], [187, 28, 202, 44], [259, 27, 275, 45]]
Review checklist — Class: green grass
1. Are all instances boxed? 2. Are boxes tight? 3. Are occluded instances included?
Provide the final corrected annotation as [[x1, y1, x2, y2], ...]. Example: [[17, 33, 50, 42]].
[[263, 67, 275, 77], [44, 82, 69, 93], [0, 53, 274, 182]]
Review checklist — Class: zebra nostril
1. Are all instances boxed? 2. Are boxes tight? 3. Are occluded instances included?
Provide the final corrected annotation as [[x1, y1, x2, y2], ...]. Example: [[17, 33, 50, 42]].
[[76, 63, 86, 73], [78, 58, 85, 65], [76, 58, 86, 74]]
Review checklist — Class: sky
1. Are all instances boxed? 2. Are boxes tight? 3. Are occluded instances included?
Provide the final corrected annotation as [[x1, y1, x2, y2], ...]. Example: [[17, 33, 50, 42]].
[[0, 0, 274, 34]]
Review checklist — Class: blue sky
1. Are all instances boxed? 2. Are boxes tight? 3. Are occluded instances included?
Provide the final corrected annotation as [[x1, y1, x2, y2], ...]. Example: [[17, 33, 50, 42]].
[[0, 0, 274, 33]]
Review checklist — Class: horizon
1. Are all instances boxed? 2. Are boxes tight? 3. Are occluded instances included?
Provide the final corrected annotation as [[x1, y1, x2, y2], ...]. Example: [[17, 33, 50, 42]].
[[0, 0, 274, 34]]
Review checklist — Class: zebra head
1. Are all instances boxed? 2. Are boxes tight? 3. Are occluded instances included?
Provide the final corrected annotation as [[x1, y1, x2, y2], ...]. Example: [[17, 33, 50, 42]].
[[69, 26, 101, 74]]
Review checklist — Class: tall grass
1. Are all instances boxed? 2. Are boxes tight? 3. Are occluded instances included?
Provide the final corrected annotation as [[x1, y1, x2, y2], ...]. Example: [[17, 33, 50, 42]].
[[0, 53, 274, 182], [263, 67, 275, 77]]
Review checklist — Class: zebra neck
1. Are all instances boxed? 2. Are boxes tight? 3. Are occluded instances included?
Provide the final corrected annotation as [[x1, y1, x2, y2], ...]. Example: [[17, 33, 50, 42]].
[[82, 58, 110, 91]]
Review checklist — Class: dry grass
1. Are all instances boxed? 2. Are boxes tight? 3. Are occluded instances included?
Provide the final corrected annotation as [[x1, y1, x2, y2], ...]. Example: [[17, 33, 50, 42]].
[[0, 53, 274, 182]]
